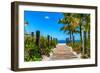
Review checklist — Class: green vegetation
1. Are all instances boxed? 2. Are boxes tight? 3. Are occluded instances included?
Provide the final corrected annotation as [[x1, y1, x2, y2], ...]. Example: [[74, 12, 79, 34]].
[[58, 13, 90, 58], [24, 31, 58, 61]]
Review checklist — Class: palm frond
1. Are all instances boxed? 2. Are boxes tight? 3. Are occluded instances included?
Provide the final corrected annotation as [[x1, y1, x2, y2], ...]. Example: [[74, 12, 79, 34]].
[[60, 26, 69, 33]]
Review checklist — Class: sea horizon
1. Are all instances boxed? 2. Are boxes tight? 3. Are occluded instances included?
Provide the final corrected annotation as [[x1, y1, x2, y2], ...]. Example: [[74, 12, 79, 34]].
[[58, 40, 81, 44]]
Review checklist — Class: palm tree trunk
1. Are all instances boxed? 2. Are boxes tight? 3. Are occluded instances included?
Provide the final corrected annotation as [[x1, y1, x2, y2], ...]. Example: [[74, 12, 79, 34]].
[[72, 32, 74, 46], [88, 30, 90, 40], [86, 31, 88, 40], [82, 30, 84, 55], [80, 24, 83, 52], [69, 30, 72, 43], [84, 31, 87, 54]]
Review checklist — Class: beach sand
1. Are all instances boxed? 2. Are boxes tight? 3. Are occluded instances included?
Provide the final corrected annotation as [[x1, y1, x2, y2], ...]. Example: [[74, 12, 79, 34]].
[[42, 44, 79, 61]]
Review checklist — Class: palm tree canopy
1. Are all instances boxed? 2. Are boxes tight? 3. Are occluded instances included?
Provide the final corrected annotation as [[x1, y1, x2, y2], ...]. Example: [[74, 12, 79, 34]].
[[58, 13, 80, 33]]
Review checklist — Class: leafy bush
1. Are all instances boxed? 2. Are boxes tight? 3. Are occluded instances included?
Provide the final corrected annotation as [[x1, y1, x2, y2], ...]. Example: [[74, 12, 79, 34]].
[[24, 31, 58, 61]]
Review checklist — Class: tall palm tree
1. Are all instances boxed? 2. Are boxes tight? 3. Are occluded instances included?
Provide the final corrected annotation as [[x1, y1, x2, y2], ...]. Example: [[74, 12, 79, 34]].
[[72, 14, 90, 55], [73, 14, 84, 53], [82, 14, 90, 55], [75, 14, 90, 56], [58, 13, 72, 43], [58, 13, 80, 46]]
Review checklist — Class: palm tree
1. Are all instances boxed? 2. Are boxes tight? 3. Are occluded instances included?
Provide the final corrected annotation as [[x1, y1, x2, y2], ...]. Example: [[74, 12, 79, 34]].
[[58, 13, 80, 46], [82, 14, 90, 56], [74, 14, 90, 56], [73, 14, 84, 53], [58, 13, 72, 43], [72, 14, 90, 55]]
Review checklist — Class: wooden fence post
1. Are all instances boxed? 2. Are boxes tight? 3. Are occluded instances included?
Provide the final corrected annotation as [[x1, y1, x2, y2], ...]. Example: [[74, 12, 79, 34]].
[[50, 37, 52, 47], [56, 38, 58, 44], [36, 30, 40, 46], [47, 35, 50, 47], [53, 38, 56, 48], [31, 32, 34, 42]]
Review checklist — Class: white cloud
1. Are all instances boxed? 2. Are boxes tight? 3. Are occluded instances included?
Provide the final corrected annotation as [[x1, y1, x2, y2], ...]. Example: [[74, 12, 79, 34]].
[[44, 16, 50, 19]]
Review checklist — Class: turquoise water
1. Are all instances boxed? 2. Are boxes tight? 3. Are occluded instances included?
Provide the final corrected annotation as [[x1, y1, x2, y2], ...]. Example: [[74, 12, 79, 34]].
[[58, 40, 66, 44], [58, 40, 81, 44]]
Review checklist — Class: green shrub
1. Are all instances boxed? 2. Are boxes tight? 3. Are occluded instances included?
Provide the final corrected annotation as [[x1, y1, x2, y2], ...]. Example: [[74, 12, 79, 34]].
[[24, 31, 58, 61]]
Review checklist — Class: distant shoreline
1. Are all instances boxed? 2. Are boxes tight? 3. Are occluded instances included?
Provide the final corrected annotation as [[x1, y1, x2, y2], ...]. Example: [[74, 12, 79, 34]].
[[58, 40, 81, 44], [57, 43, 66, 45]]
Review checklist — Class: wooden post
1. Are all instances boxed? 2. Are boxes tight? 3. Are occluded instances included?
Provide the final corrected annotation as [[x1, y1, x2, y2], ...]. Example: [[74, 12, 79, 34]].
[[36, 30, 40, 46], [31, 32, 34, 42], [55, 38, 58, 45], [36, 30, 42, 57], [66, 38, 68, 44], [47, 35, 50, 47], [53, 38, 56, 47], [50, 37, 52, 47]]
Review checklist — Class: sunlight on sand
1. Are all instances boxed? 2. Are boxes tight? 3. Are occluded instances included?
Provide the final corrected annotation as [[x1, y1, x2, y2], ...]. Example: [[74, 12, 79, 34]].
[[42, 44, 81, 61]]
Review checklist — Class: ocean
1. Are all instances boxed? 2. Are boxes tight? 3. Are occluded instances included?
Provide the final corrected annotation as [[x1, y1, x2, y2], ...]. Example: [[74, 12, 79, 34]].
[[58, 40, 66, 44], [58, 40, 80, 44]]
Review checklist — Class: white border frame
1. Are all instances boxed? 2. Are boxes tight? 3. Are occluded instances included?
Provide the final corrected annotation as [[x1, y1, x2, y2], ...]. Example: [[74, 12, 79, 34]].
[[18, 5, 96, 68]]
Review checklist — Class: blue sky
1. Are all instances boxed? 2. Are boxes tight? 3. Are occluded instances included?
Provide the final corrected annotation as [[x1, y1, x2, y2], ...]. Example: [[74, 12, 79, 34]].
[[24, 11, 80, 40]]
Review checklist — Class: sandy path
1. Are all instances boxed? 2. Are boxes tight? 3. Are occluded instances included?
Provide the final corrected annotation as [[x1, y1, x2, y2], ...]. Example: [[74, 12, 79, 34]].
[[50, 44, 78, 60], [42, 44, 78, 61]]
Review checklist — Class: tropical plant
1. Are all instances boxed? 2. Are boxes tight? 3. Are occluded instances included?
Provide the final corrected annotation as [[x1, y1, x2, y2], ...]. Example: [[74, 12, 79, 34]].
[[24, 30, 58, 61], [58, 13, 80, 46]]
